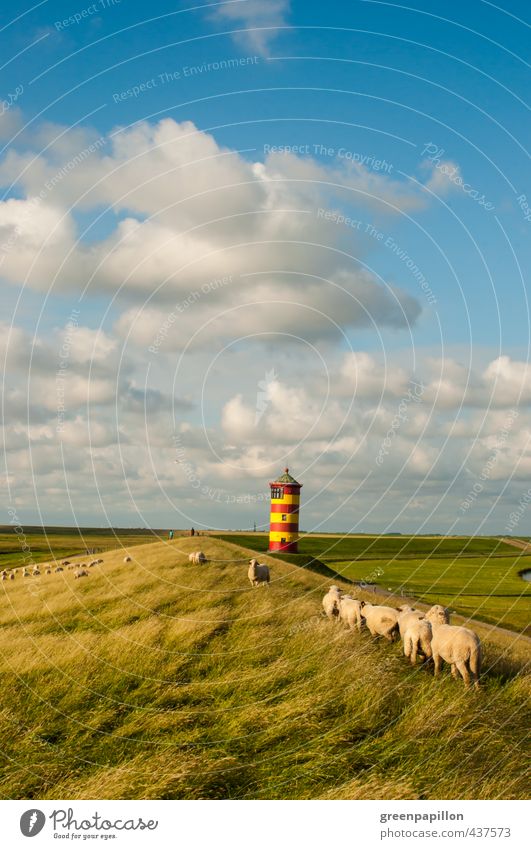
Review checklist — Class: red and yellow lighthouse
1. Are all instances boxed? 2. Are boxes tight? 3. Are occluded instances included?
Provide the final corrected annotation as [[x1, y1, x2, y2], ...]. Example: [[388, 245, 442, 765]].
[[268, 468, 302, 553]]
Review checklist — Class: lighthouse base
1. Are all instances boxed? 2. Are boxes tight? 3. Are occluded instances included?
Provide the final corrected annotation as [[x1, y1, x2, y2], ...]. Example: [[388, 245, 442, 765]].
[[269, 540, 298, 554]]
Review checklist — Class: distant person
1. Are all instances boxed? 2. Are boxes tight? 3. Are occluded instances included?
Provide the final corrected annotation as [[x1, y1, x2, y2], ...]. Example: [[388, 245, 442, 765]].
[[169, 530, 174, 540], [190, 527, 195, 537]]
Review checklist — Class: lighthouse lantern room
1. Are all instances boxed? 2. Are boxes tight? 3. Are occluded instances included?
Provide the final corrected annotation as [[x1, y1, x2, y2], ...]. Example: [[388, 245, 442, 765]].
[[268, 468, 302, 553]]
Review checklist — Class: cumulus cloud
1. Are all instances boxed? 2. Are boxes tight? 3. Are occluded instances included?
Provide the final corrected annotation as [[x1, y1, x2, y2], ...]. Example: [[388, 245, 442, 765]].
[[209, 0, 291, 55]]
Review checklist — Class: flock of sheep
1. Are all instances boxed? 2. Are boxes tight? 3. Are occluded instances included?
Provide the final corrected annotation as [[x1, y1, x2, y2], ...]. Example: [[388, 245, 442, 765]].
[[2, 545, 482, 690], [323, 585, 482, 690], [0, 557, 106, 582]]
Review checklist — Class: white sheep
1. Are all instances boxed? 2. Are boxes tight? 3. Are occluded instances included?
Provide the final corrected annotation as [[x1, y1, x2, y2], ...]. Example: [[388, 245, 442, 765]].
[[322, 585, 343, 620], [188, 551, 207, 565], [45, 568, 52, 575], [74, 568, 89, 579], [362, 604, 400, 641], [23, 570, 30, 578], [61, 560, 70, 566], [248, 558, 270, 587], [9, 572, 15, 580], [397, 605, 425, 640], [55, 566, 63, 573], [403, 619, 433, 665], [1, 574, 6, 581], [425, 607, 481, 689], [123, 556, 132, 563], [338, 595, 364, 631]]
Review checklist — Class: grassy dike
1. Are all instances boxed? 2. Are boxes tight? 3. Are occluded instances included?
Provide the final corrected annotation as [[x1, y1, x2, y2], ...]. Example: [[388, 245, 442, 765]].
[[0, 536, 528, 800]]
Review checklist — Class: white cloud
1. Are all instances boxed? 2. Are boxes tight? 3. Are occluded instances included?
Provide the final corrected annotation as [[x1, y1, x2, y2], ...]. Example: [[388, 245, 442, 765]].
[[209, 0, 290, 56]]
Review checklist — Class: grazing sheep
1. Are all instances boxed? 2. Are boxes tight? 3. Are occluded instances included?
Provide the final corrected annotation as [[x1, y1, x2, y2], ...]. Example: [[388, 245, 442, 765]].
[[124, 556, 132, 563], [398, 605, 425, 640], [1, 574, 6, 581], [23, 569, 30, 578], [61, 560, 70, 566], [74, 568, 89, 579], [248, 558, 270, 587], [89, 560, 98, 567], [55, 566, 63, 573], [32, 569, 41, 577], [403, 619, 433, 665], [322, 585, 343, 620], [97, 559, 104, 564], [338, 595, 364, 631], [188, 551, 207, 565], [362, 604, 400, 641], [9, 572, 15, 580], [45, 568, 52, 575], [425, 608, 481, 689]]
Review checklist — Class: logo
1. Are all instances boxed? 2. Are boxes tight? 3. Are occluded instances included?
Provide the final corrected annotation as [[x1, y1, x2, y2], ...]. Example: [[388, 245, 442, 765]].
[[20, 810, 46, 837]]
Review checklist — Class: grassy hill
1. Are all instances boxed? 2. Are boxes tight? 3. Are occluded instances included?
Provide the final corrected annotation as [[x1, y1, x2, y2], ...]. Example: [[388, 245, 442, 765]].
[[0, 537, 529, 800]]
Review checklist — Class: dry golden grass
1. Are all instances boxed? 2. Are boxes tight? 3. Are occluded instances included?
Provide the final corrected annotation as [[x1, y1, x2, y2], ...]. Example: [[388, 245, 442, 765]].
[[0, 536, 529, 800]]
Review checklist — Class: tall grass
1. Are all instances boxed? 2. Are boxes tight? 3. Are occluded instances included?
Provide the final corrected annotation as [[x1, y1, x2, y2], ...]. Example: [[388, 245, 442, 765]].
[[0, 537, 528, 800]]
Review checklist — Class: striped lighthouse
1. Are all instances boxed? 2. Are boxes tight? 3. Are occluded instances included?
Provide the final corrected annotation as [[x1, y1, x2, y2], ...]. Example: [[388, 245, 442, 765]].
[[268, 468, 302, 553]]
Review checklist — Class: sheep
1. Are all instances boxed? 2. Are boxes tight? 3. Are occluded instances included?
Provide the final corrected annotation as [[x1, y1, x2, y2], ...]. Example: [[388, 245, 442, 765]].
[[89, 560, 98, 567], [322, 585, 343, 620], [97, 558, 104, 564], [45, 568, 52, 575], [61, 560, 70, 566], [338, 595, 364, 631], [1, 574, 6, 581], [397, 605, 426, 640], [123, 556, 132, 563], [32, 569, 41, 577], [403, 619, 433, 665], [362, 604, 400, 641], [23, 569, 30, 578], [248, 558, 270, 587], [426, 604, 450, 625], [74, 568, 89, 579], [9, 572, 15, 580], [55, 566, 63, 573], [188, 551, 207, 565], [425, 607, 481, 689]]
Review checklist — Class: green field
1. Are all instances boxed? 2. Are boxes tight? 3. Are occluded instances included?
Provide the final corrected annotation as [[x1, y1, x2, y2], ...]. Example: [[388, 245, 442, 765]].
[[0, 526, 169, 571], [0, 536, 528, 800], [215, 533, 518, 558], [215, 534, 531, 634]]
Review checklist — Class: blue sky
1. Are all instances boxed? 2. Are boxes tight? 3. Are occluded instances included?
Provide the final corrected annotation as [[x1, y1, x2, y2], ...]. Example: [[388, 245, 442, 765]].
[[1, 1, 530, 533]]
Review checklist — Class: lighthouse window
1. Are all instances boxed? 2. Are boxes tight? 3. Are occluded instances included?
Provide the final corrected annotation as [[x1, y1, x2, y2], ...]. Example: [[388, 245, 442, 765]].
[[271, 486, 283, 499], [282, 514, 287, 521]]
